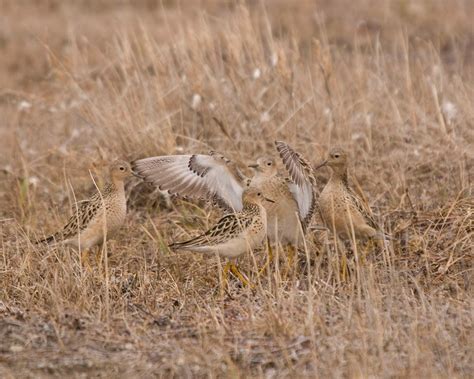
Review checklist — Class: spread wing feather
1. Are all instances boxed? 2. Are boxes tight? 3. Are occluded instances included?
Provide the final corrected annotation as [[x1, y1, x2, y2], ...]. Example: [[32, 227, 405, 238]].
[[132, 154, 244, 211], [275, 141, 317, 228]]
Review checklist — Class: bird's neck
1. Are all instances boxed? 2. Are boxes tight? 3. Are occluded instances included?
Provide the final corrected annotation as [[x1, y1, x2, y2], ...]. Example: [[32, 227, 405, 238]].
[[254, 169, 276, 180], [330, 167, 349, 187], [106, 177, 125, 194], [242, 201, 261, 214]]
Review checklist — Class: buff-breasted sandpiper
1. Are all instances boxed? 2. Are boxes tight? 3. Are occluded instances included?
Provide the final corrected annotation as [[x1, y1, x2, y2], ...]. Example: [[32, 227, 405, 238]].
[[169, 187, 274, 285], [316, 148, 386, 243], [132, 142, 317, 251], [38, 160, 135, 264]]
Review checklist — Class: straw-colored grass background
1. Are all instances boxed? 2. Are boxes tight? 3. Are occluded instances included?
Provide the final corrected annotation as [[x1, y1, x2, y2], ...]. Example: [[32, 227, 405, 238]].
[[1, 1, 472, 377]]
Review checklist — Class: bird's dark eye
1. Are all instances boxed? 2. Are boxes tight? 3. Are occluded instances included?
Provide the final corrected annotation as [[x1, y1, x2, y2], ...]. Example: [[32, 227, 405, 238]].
[[120, 166, 125, 171], [334, 154, 340, 159], [267, 162, 272, 166], [257, 192, 261, 196]]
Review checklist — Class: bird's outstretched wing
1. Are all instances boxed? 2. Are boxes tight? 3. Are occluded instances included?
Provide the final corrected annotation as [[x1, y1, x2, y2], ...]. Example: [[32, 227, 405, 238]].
[[275, 141, 317, 229], [132, 153, 245, 211]]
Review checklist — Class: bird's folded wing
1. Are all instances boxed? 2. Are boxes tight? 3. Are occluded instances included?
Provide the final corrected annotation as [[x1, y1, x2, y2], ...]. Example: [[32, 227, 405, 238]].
[[206, 213, 252, 239], [133, 154, 244, 211], [275, 141, 317, 228], [60, 199, 100, 240], [346, 186, 380, 231], [171, 213, 250, 248]]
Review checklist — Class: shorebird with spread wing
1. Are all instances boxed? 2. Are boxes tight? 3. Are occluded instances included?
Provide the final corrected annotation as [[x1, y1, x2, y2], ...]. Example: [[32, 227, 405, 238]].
[[132, 141, 317, 269]]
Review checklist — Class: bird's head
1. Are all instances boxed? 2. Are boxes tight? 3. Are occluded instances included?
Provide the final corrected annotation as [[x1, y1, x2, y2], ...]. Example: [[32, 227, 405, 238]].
[[316, 147, 348, 173], [109, 160, 133, 180], [248, 156, 277, 176], [242, 187, 275, 205]]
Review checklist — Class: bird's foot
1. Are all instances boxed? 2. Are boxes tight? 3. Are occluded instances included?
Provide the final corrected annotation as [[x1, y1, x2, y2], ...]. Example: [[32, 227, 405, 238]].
[[223, 262, 252, 288], [81, 250, 94, 271], [282, 244, 297, 278], [340, 254, 348, 282]]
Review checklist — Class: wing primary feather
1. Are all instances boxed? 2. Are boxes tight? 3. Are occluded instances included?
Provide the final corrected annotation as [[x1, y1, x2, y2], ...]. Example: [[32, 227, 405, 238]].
[[133, 154, 244, 211], [275, 141, 318, 228]]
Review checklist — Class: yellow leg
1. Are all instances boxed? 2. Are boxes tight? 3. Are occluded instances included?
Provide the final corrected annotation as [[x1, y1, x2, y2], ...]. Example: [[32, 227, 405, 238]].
[[95, 249, 102, 266], [360, 246, 367, 264], [287, 245, 296, 270], [223, 261, 231, 283], [257, 238, 273, 276], [223, 262, 252, 287], [81, 250, 93, 271], [335, 238, 349, 282], [230, 264, 252, 287], [268, 239, 274, 262], [341, 254, 348, 282], [369, 237, 384, 252], [280, 244, 296, 278], [95, 243, 106, 265], [81, 247, 102, 271]]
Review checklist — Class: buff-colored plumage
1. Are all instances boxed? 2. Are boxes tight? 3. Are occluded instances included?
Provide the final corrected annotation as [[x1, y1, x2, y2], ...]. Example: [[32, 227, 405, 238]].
[[317, 148, 384, 240], [38, 160, 133, 250], [169, 188, 272, 259], [273, 141, 318, 242], [132, 142, 316, 247]]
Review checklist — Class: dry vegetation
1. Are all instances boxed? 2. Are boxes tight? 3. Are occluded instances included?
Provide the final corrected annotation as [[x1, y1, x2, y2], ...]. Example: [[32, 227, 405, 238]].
[[1, 0, 473, 377]]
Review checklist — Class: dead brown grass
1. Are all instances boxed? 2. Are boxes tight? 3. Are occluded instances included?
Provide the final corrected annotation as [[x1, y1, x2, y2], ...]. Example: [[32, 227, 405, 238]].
[[1, 1, 473, 378]]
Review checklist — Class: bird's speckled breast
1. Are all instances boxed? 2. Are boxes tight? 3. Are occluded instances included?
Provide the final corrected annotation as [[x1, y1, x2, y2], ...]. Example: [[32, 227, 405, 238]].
[[104, 188, 127, 235]]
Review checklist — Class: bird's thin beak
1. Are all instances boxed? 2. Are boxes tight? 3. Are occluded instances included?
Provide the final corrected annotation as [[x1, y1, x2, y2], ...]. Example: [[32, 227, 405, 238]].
[[264, 197, 275, 203], [315, 159, 328, 170], [248, 164, 259, 169]]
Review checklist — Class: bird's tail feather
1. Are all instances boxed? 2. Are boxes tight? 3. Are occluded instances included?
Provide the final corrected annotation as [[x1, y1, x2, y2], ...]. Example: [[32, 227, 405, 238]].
[[168, 241, 191, 251], [35, 233, 60, 245]]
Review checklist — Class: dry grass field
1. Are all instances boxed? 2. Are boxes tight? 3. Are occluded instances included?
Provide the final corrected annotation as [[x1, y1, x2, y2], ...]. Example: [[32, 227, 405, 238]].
[[1, 0, 473, 377]]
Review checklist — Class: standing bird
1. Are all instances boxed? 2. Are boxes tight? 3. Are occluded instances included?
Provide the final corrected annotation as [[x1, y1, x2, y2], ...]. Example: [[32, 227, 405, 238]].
[[38, 160, 135, 264], [132, 143, 316, 251], [273, 141, 318, 243], [316, 148, 386, 243], [248, 156, 313, 248], [169, 187, 274, 286]]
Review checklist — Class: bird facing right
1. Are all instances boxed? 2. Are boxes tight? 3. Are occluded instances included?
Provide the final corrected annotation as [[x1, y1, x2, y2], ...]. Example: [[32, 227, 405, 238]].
[[316, 148, 385, 242], [247, 154, 315, 247], [132, 143, 316, 249], [37, 160, 134, 256]]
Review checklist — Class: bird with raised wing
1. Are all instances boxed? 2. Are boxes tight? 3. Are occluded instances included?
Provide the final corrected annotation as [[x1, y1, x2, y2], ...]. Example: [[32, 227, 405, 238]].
[[37, 160, 136, 265], [273, 141, 318, 242], [132, 143, 317, 251], [169, 187, 274, 286]]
